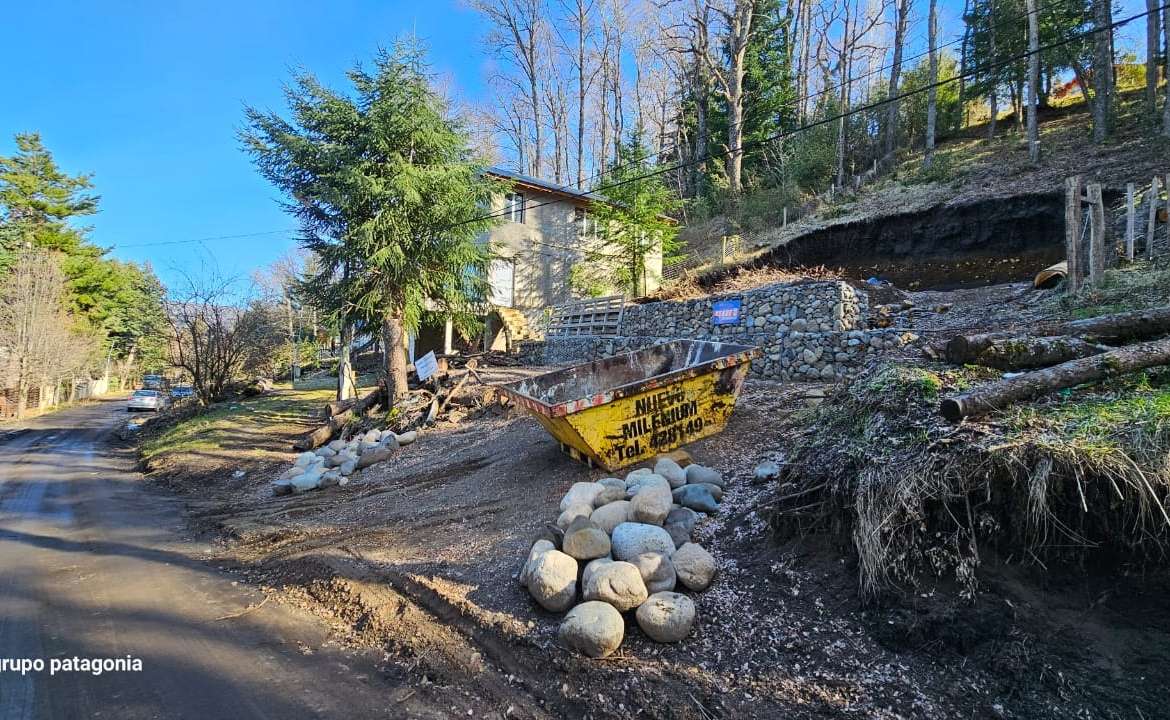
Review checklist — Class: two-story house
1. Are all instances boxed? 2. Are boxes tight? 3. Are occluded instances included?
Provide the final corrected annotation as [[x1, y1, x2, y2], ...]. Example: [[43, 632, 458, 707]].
[[408, 167, 664, 359]]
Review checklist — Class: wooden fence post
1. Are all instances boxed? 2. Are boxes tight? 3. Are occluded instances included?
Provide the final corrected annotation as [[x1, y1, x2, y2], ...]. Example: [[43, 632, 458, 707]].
[[1125, 182, 1136, 261], [1148, 176, 1161, 259], [1065, 175, 1083, 293], [1165, 173, 1169, 258], [1086, 182, 1106, 284]]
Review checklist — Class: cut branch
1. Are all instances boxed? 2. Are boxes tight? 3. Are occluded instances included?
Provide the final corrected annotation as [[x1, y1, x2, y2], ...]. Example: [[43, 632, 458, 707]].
[[940, 337, 1170, 421]]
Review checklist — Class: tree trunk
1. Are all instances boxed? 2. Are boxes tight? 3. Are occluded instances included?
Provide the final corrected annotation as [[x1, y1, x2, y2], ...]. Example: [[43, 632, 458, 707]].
[[945, 306, 1170, 364], [383, 312, 409, 409], [988, 0, 999, 139], [957, 0, 971, 132], [925, 0, 939, 169], [576, 0, 588, 188], [1091, 0, 1114, 142], [337, 320, 357, 401], [967, 335, 1108, 370], [1026, 0, 1040, 163], [1163, 0, 1170, 137], [941, 337, 1170, 421], [886, 0, 911, 159], [294, 383, 385, 451], [1147, 0, 1161, 124]]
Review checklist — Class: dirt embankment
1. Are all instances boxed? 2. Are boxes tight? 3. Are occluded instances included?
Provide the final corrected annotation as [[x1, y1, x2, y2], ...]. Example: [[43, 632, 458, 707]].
[[137, 346, 1170, 719]]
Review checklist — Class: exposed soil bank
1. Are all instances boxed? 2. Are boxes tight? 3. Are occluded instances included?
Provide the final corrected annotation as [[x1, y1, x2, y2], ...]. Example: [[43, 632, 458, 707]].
[[714, 193, 1070, 290]]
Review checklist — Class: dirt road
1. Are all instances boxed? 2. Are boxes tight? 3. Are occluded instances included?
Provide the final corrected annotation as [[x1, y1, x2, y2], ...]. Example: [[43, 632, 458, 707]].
[[0, 400, 430, 719]]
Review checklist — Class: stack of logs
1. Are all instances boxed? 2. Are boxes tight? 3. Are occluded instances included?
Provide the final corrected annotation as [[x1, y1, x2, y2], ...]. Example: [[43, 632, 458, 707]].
[[293, 358, 510, 451], [939, 306, 1170, 421]]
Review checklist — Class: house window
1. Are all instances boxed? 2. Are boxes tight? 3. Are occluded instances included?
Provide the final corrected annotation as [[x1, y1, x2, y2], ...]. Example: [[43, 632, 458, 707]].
[[505, 192, 526, 223], [574, 207, 594, 239]]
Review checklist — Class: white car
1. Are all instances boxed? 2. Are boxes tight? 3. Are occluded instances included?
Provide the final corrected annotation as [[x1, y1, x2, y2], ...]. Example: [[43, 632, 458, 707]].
[[127, 389, 169, 412]]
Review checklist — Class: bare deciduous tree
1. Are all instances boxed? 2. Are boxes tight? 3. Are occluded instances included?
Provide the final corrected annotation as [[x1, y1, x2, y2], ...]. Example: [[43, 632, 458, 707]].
[[0, 250, 94, 418], [165, 272, 282, 406]]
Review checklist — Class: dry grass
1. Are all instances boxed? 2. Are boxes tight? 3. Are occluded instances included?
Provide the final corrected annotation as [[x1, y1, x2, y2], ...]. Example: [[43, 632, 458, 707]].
[[767, 363, 1170, 599]]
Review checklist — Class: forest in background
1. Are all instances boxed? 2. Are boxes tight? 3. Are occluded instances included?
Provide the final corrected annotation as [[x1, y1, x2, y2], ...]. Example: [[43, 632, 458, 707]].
[[470, 0, 1170, 224]]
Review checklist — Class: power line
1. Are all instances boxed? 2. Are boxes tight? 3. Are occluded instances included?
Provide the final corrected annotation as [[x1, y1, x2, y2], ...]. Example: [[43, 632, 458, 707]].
[[499, 0, 1089, 196], [454, 2, 1163, 230], [113, 228, 299, 249]]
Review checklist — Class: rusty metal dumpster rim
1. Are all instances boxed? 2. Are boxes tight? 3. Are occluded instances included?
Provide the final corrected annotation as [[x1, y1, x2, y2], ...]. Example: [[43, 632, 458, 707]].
[[495, 342, 761, 419]]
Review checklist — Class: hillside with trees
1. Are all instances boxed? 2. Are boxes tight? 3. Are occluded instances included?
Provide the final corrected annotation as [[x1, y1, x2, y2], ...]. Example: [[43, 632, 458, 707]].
[[0, 133, 167, 417]]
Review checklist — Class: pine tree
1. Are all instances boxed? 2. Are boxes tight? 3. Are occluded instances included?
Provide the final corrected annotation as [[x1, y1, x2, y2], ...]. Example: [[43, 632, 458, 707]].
[[242, 40, 503, 405]]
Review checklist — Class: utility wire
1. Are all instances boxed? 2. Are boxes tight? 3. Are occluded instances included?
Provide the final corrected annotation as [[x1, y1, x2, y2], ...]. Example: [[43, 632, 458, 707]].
[[454, 2, 1164, 230], [112, 0, 1135, 251], [501, 0, 1091, 195]]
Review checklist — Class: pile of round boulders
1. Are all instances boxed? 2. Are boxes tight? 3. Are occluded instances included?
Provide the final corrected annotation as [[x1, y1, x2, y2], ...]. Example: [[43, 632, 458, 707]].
[[270, 429, 417, 496], [518, 454, 727, 658]]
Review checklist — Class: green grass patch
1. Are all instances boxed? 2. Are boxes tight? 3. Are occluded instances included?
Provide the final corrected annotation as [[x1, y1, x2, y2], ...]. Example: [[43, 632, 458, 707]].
[[140, 385, 338, 463], [1052, 262, 1170, 319]]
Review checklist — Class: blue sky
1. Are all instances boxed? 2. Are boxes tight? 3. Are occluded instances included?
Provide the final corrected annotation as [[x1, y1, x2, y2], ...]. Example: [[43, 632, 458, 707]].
[[0, 0, 1148, 289], [0, 0, 488, 286]]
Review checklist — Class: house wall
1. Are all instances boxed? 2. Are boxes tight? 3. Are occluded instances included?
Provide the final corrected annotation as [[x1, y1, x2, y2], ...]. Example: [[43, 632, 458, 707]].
[[481, 186, 664, 319]]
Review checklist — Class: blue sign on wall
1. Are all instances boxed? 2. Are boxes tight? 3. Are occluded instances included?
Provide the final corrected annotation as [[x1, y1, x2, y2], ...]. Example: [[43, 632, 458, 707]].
[[711, 298, 742, 325]]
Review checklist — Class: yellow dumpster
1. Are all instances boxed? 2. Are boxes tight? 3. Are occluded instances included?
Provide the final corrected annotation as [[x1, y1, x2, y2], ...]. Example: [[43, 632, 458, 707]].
[[496, 340, 760, 471]]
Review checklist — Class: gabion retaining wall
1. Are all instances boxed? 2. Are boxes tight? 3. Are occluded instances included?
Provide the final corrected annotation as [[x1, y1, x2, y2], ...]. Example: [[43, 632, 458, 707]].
[[519, 329, 919, 382], [516, 280, 917, 382], [620, 280, 867, 338]]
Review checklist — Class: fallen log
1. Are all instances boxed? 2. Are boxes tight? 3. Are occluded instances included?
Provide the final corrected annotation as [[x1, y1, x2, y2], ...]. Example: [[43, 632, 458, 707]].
[[971, 336, 1108, 371], [321, 398, 357, 419], [940, 337, 1170, 421], [294, 384, 384, 451], [945, 305, 1170, 364]]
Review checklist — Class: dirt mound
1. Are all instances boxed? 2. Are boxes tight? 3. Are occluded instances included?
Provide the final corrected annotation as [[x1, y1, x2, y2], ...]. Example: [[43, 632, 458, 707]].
[[767, 362, 1170, 599]]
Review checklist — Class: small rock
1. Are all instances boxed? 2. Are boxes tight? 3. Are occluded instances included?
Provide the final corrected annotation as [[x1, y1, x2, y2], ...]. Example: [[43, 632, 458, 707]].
[[562, 517, 611, 560], [636, 592, 696, 643], [666, 506, 699, 532], [672, 484, 719, 514], [356, 448, 393, 469], [653, 457, 687, 488], [664, 522, 691, 548], [363, 429, 380, 443], [315, 446, 337, 458], [532, 524, 564, 550], [359, 440, 379, 454], [558, 601, 624, 658], [339, 460, 356, 476], [754, 461, 781, 480], [632, 552, 676, 593], [560, 482, 604, 512], [631, 484, 671, 525], [327, 439, 347, 452], [294, 451, 317, 467], [626, 473, 670, 496], [318, 470, 341, 488], [379, 433, 400, 450], [582, 561, 648, 612], [519, 539, 555, 588], [597, 477, 626, 492], [557, 503, 594, 530], [611, 523, 676, 561], [528, 550, 578, 612], [396, 430, 418, 446], [590, 500, 633, 534], [581, 557, 614, 588], [593, 484, 626, 507], [672, 543, 717, 591], [271, 480, 293, 496], [685, 464, 724, 488], [693, 482, 723, 501]]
